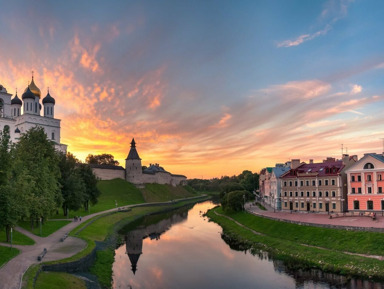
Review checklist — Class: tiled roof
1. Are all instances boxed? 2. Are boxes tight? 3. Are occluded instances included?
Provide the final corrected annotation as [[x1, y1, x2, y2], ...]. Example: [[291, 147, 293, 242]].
[[369, 153, 384, 163], [281, 161, 344, 179]]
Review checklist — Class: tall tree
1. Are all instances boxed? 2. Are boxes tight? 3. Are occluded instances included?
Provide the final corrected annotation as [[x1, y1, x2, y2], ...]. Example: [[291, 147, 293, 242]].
[[78, 163, 100, 211], [13, 127, 62, 229], [58, 152, 86, 216], [85, 153, 119, 166]]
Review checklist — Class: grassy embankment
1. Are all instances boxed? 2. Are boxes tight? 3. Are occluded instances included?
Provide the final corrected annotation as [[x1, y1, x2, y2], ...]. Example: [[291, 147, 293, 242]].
[[207, 206, 384, 280], [24, 179, 206, 289]]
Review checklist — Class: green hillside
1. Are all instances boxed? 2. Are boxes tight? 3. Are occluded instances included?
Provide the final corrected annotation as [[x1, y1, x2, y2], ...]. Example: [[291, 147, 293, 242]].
[[141, 183, 196, 202], [94, 178, 145, 212]]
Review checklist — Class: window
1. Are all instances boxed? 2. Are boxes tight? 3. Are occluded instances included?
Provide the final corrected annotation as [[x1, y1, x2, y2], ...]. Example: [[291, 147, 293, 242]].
[[295, 181, 298, 186], [284, 181, 287, 187], [358, 187, 362, 194], [358, 175, 361, 182], [300, 191, 303, 197], [378, 174, 382, 181], [289, 192, 292, 197], [364, 163, 374, 169], [318, 180, 322, 186], [379, 187, 383, 194], [295, 202, 298, 208], [332, 203, 336, 210], [331, 179, 335, 186], [51, 132, 55, 140], [312, 180, 316, 186], [284, 202, 287, 207], [352, 188, 355, 194], [354, 200, 360, 210], [382, 200, 384, 211], [306, 180, 309, 186], [0, 99, 3, 117], [367, 175, 372, 181], [319, 191, 322, 197], [289, 181, 292, 187], [301, 202, 304, 208], [306, 191, 310, 197], [313, 203, 317, 209], [368, 187, 372, 194], [325, 180, 329, 186], [325, 191, 329, 197], [319, 203, 323, 209], [284, 192, 287, 197], [295, 192, 298, 197], [312, 191, 316, 197], [367, 200, 373, 210], [332, 191, 336, 197], [351, 176, 355, 182], [300, 181, 303, 186]]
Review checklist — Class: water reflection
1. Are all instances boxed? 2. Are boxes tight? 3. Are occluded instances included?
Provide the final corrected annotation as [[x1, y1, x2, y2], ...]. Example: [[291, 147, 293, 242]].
[[113, 202, 384, 289], [123, 208, 189, 274]]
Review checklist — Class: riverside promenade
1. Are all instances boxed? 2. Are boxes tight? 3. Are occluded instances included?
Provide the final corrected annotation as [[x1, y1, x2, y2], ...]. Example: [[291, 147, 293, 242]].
[[246, 202, 384, 231], [0, 196, 206, 289]]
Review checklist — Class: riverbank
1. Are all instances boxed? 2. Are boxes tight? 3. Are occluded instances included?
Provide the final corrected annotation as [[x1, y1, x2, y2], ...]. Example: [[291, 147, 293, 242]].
[[206, 206, 384, 280], [22, 195, 210, 289]]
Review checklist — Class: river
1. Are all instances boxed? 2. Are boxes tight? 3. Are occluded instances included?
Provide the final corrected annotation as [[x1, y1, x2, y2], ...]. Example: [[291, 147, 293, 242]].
[[112, 201, 384, 289]]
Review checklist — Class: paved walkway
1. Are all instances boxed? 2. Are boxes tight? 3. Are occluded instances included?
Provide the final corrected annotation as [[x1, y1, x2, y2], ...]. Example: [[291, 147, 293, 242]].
[[246, 202, 384, 230], [0, 196, 206, 289]]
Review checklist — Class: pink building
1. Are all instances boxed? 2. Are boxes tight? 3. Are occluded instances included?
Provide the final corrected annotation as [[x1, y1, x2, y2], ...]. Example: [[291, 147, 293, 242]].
[[346, 153, 384, 212]]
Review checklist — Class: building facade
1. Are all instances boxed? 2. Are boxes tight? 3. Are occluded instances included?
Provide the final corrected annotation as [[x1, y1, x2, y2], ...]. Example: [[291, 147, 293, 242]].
[[280, 155, 356, 213], [270, 163, 291, 210], [346, 153, 384, 212], [0, 76, 66, 152]]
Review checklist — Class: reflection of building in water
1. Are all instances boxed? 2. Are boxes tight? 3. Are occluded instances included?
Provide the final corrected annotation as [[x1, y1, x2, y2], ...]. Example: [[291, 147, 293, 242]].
[[125, 210, 188, 274]]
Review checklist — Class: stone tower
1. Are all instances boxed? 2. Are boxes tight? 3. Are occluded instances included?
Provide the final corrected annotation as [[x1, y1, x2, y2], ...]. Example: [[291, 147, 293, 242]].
[[125, 138, 142, 184]]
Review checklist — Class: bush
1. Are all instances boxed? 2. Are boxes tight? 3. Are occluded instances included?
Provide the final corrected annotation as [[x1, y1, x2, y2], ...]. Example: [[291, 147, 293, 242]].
[[221, 190, 250, 213]]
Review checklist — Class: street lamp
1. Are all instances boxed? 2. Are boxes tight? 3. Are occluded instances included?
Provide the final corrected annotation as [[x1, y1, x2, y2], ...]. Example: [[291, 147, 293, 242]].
[[10, 227, 12, 250], [39, 218, 42, 236]]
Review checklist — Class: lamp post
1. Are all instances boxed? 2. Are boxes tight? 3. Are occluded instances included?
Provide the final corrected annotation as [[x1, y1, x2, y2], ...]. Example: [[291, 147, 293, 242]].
[[10, 227, 13, 250], [39, 217, 42, 236]]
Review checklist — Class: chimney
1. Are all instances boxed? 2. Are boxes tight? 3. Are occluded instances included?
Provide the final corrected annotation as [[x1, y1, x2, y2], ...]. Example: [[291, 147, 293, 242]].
[[291, 159, 301, 169], [309, 159, 313, 164]]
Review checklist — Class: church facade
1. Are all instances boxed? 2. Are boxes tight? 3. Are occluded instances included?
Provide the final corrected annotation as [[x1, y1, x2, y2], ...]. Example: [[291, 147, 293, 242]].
[[0, 75, 66, 152], [92, 139, 187, 186]]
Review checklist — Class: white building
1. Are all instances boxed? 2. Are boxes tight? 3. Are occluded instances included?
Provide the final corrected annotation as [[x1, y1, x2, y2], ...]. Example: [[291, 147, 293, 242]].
[[0, 75, 66, 152]]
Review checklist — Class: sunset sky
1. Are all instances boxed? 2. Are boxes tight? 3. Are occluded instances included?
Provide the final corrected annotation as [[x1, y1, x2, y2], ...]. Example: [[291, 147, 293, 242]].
[[1, 0, 384, 178]]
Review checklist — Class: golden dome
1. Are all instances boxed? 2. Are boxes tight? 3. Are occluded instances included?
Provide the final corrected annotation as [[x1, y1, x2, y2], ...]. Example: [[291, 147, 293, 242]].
[[24, 76, 41, 98]]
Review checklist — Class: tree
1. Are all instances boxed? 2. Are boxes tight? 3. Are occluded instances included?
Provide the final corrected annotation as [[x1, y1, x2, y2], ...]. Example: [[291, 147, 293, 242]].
[[58, 152, 86, 216], [78, 163, 100, 211], [221, 190, 253, 213], [12, 127, 62, 229], [85, 153, 119, 166]]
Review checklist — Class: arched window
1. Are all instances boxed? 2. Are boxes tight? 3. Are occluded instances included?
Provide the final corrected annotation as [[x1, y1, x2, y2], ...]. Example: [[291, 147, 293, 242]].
[[0, 99, 3, 117], [364, 163, 374, 169]]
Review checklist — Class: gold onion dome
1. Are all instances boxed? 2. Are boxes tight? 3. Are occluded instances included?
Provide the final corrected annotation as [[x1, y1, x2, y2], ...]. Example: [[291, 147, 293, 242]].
[[23, 76, 41, 98]]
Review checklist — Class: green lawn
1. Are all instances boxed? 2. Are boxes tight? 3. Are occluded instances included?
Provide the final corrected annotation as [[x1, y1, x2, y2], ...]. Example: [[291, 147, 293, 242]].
[[0, 246, 19, 267], [0, 229, 35, 245], [141, 183, 195, 202], [34, 272, 86, 289], [207, 206, 384, 279], [17, 220, 71, 237]]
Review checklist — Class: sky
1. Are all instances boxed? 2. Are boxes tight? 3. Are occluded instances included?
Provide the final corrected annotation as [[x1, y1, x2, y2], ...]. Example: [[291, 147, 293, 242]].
[[0, 0, 384, 179]]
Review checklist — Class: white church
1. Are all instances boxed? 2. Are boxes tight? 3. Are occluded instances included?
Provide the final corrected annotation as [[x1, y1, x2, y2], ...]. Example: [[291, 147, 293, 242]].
[[0, 75, 67, 152]]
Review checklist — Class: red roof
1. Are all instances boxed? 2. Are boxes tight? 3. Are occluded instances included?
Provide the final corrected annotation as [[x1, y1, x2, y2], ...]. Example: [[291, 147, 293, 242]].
[[281, 160, 344, 179]]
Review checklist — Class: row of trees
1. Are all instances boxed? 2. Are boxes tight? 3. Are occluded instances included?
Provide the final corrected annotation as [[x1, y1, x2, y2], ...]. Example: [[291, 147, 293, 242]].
[[0, 126, 100, 241], [188, 170, 259, 213]]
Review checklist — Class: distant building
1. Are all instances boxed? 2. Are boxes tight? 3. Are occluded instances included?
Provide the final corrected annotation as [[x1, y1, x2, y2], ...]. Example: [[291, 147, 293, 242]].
[[0, 75, 66, 152], [92, 138, 187, 186], [270, 163, 291, 210], [346, 153, 384, 212], [280, 155, 356, 213]]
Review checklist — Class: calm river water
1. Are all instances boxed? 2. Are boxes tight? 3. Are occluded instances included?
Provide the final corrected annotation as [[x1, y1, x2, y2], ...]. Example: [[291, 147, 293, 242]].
[[112, 201, 384, 289]]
